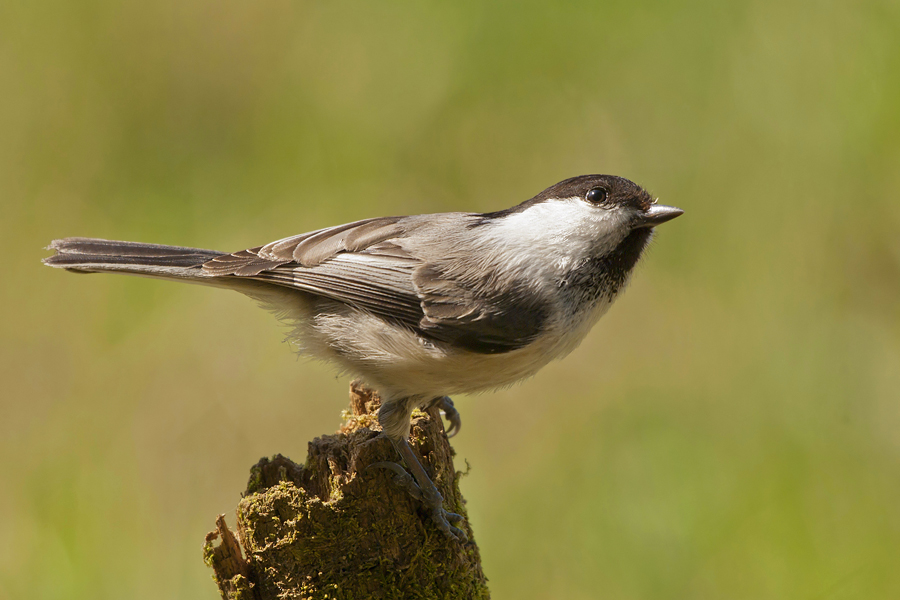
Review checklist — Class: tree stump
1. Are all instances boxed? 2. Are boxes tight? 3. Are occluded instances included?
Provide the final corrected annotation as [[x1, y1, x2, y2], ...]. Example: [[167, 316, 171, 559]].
[[203, 381, 489, 600]]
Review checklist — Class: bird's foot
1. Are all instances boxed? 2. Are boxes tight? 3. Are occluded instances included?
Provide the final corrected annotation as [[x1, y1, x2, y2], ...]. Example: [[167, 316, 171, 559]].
[[430, 396, 461, 438], [415, 477, 467, 542], [368, 440, 468, 542], [368, 461, 467, 542], [367, 461, 422, 501]]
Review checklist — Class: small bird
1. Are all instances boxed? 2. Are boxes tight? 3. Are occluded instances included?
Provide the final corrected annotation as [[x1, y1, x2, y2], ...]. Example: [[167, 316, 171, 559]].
[[44, 174, 682, 541]]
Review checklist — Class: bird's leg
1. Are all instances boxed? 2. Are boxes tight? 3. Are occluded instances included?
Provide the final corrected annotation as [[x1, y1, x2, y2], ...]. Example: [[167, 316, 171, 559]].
[[427, 396, 461, 438], [368, 397, 467, 542]]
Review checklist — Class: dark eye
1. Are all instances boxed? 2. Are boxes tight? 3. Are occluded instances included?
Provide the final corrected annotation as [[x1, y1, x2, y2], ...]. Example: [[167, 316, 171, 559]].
[[585, 187, 608, 204]]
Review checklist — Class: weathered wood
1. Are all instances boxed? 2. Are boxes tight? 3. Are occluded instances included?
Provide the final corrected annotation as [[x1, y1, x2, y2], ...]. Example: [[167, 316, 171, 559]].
[[204, 381, 489, 600]]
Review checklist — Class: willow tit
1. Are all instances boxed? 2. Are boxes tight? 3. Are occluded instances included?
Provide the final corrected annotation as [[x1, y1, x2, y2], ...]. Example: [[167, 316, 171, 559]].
[[44, 174, 683, 541]]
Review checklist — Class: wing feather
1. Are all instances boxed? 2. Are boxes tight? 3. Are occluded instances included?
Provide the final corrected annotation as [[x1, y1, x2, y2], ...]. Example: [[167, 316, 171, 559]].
[[201, 214, 550, 354], [204, 217, 410, 275], [254, 256, 425, 326], [413, 263, 549, 353], [259, 217, 406, 266]]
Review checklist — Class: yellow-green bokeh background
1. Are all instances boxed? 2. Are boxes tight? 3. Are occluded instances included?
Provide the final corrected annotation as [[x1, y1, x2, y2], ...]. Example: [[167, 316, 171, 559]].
[[2, 1, 899, 598]]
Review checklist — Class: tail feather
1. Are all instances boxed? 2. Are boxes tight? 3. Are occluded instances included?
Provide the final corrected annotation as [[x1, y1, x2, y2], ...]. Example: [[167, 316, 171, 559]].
[[42, 237, 313, 321], [43, 237, 227, 278]]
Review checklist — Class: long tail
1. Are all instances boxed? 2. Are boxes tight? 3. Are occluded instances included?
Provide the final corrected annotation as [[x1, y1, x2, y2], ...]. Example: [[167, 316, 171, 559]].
[[43, 237, 227, 281], [44, 237, 319, 338]]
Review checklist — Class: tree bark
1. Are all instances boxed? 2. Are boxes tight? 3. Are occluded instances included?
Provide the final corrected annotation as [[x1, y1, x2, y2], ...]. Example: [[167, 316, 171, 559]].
[[203, 381, 489, 600]]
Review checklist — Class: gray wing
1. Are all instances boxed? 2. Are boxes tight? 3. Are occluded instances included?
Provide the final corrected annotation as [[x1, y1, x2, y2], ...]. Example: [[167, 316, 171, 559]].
[[412, 263, 549, 354], [203, 216, 548, 354], [203, 216, 409, 275]]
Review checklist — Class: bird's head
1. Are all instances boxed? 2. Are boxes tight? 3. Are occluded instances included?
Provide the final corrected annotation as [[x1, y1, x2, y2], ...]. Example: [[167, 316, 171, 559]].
[[477, 174, 682, 268]]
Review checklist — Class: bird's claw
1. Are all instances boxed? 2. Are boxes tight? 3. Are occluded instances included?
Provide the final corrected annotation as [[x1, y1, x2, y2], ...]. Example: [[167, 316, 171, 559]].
[[421, 486, 468, 542], [436, 396, 461, 438], [369, 460, 467, 542], [431, 507, 468, 542]]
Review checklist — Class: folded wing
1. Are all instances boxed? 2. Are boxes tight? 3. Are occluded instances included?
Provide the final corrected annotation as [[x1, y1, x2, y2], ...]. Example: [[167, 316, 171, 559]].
[[203, 216, 549, 354]]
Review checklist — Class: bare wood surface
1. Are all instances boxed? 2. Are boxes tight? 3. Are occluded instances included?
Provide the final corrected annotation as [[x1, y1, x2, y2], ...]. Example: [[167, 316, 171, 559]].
[[203, 381, 489, 600]]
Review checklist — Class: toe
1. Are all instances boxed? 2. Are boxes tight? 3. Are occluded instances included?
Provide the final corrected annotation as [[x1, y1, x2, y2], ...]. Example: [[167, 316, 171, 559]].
[[438, 397, 462, 438], [367, 461, 422, 500]]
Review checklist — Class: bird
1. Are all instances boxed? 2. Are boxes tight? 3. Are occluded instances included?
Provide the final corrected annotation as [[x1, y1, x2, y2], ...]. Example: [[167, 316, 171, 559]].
[[43, 174, 683, 541]]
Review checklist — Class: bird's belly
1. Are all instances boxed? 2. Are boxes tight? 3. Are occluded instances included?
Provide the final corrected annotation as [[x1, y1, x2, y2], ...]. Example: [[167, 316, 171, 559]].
[[356, 336, 562, 398], [298, 301, 610, 399]]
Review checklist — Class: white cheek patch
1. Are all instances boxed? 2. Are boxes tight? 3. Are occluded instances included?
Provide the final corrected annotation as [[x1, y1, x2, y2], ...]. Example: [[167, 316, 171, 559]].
[[481, 198, 629, 269]]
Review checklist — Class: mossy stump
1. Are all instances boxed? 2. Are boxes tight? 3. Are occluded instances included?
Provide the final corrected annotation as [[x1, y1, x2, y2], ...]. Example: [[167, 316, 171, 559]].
[[204, 381, 489, 600]]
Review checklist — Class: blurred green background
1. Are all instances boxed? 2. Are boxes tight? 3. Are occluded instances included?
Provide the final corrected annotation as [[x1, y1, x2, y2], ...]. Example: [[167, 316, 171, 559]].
[[2, 0, 899, 598]]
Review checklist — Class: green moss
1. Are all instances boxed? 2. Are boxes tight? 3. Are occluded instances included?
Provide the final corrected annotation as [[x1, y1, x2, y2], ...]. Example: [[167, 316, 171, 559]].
[[213, 393, 488, 599], [238, 468, 487, 597], [245, 462, 265, 496], [227, 575, 254, 600], [202, 538, 216, 568]]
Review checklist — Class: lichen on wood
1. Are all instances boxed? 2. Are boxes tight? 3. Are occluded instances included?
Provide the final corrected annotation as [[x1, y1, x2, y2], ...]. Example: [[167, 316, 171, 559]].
[[204, 381, 489, 600]]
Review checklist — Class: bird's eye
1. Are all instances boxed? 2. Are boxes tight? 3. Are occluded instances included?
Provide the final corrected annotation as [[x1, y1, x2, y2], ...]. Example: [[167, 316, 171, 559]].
[[585, 187, 609, 204]]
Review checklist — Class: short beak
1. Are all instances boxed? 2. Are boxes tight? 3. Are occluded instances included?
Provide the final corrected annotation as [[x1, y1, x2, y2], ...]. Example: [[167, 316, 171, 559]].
[[635, 204, 684, 228]]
